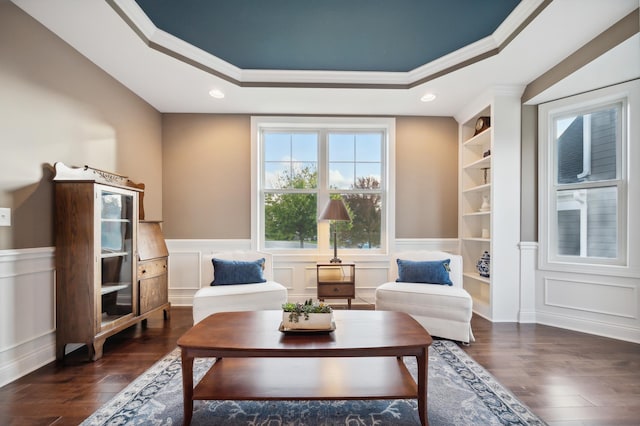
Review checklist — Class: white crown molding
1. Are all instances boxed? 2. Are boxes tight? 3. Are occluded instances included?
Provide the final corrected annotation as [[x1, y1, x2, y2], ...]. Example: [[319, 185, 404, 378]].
[[108, 0, 546, 88], [493, 0, 548, 46], [454, 84, 526, 123]]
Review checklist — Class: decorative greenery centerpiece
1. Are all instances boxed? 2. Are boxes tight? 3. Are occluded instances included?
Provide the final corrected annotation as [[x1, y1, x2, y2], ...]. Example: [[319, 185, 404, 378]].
[[281, 299, 333, 330]]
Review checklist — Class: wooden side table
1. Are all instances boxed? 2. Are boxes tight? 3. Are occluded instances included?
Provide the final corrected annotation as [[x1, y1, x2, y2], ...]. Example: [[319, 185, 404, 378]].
[[316, 262, 355, 309]]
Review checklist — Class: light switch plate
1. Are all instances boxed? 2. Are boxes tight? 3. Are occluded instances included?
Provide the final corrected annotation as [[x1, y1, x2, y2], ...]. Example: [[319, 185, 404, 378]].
[[0, 208, 11, 226]]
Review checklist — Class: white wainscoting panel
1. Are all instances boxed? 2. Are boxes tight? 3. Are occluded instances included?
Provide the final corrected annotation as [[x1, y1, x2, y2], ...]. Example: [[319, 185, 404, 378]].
[[273, 267, 295, 292], [169, 252, 201, 290], [536, 270, 640, 343], [0, 248, 56, 387], [395, 238, 460, 254], [165, 239, 458, 306], [166, 239, 252, 306], [544, 278, 636, 319]]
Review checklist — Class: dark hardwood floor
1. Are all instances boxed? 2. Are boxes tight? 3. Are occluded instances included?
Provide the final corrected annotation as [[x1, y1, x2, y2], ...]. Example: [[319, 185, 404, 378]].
[[0, 306, 638, 425]]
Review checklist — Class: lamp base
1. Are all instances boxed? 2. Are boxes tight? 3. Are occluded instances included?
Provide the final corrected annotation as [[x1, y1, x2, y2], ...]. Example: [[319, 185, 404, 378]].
[[329, 257, 342, 263]]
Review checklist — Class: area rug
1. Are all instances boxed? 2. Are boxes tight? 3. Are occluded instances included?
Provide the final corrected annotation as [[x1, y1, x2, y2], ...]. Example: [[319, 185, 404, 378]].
[[81, 340, 546, 425]]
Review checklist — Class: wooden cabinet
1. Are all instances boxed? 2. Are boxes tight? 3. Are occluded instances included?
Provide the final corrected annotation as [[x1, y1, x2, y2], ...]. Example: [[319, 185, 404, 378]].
[[316, 263, 355, 309], [54, 163, 170, 361]]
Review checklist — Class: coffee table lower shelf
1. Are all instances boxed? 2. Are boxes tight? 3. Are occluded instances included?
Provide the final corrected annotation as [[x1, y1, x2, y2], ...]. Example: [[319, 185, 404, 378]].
[[193, 357, 418, 401]]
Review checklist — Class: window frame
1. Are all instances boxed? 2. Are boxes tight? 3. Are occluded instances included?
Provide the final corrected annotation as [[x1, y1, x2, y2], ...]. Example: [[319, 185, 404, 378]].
[[538, 82, 637, 276], [251, 116, 395, 257]]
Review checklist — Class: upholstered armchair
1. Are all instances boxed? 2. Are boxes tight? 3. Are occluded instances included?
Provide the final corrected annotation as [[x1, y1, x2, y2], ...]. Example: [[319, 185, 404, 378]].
[[375, 250, 474, 343], [192, 250, 288, 324]]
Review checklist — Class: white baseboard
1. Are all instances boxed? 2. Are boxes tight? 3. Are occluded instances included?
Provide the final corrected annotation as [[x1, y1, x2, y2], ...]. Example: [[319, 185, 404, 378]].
[[536, 311, 640, 344], [0, 332, 55, 388]]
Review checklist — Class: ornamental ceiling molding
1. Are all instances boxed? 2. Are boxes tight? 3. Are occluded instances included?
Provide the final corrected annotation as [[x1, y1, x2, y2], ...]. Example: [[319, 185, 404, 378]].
[[107, 0, 551, 89]]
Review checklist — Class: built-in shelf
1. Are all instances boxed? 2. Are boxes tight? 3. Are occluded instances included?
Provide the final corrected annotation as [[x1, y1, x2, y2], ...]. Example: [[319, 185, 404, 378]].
[[463, 272, 490, 284], [458, 89, 522, 322], [463, 211, 490, 217], [460, 106, 493, 321], [463, 155, 491, 169], [461, 237, 490, 243], [463, 130, 491, 147], [463, 183, 491, 194]]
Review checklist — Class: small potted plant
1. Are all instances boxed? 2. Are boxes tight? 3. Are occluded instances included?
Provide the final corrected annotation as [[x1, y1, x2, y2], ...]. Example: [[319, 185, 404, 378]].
[[282, 299, 333, 330]]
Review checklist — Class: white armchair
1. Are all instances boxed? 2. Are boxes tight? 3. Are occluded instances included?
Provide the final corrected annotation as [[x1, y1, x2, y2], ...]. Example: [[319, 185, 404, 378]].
[[375, 250, 474, 343], [192, 251, 288, 324]]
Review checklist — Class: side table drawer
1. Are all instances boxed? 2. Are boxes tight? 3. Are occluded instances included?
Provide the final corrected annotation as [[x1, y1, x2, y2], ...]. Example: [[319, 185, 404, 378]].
[[318, 283, 354, 298]]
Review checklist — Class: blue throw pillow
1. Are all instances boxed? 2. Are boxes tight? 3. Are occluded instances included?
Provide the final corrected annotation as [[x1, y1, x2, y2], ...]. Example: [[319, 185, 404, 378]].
[[396, 258, 453, 286], [211, 258, 267, 285]]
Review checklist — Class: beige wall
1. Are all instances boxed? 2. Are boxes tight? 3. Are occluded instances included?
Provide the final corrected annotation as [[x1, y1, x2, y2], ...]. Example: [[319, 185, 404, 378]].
[[162, 114, 252, 239], [161, 114, 458, 239], [520, 105, 538, 241], [0, 2, 162, 249], [395, 116, 459, 238]]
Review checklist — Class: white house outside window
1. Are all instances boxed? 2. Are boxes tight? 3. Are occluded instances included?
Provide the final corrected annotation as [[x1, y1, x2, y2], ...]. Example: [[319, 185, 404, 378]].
[[251, 117, 394, 255]]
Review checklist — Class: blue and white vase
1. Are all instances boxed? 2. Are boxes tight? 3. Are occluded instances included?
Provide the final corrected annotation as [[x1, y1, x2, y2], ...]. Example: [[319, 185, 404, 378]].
[[476, 251, 490, 278]]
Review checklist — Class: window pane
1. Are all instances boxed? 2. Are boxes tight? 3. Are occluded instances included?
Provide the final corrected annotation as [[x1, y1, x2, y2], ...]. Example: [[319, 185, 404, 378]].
[[339, 192, 382, 249], [355, 133, 381, 162], [329, 162, 354, 189], [264, 193, 317, 249], [329, 132, 382, 189], [264, 133, 291, 161], [264, 162, 289, 189], [356, 163, 381, 184], [556, 106, 618, 184], [556, 187, 617, 258], [292, 133, 317, 162], [329, 134, 355, 161], [264, 132, 317, 189]]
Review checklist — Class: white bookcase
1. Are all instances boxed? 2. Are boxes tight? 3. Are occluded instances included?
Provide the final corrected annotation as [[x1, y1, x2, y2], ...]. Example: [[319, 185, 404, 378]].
[[457, 87, 522, 322]]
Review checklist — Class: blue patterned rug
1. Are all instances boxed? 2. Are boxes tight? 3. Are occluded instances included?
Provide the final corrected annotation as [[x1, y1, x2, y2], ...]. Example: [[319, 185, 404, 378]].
[[81, 340, 546, 425]]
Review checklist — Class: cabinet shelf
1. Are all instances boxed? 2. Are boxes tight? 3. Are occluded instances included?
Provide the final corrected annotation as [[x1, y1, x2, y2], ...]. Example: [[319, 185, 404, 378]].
[[101, 250, 129, 258], [463, 211, 490, 217], [463, 155, 491, 169], [101, 283, 130, 295], [463, 129, 491, 147], [461, 237, 490, 243], [463, 183, 491, 194], [463, 272, 490, 284], [101, 218, 131, 223]]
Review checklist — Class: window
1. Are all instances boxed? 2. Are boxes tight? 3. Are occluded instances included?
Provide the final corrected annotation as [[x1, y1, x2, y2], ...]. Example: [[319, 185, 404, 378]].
[[539, 83, 635, 270], [252, 117, 394, 255], [554, 104, 623, 259]]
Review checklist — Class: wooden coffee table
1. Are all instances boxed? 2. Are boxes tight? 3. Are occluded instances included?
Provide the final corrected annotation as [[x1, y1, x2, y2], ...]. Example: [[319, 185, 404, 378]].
[[178, 310, 433, 425]]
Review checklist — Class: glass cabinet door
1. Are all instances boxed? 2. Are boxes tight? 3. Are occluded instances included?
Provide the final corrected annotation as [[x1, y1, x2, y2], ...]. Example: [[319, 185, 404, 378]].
[[99, 188, 134, 326]]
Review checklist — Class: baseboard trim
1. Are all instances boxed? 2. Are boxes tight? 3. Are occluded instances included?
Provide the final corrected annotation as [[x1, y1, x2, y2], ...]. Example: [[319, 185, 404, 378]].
[[0, 332, 55, 388], [536, 311, 640, 344]]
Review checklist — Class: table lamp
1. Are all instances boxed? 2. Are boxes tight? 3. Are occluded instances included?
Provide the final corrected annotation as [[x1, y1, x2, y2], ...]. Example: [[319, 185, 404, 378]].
[[318, 198, 351, 263]]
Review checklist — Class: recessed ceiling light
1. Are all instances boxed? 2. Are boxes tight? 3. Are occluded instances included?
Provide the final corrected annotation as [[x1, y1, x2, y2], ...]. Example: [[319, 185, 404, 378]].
[[420, 93, 437, 102], [209, 89, 225, 99]]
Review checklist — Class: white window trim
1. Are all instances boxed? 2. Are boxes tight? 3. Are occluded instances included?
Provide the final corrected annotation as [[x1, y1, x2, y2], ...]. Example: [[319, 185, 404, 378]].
[[251, 116, 396, 258], [538, 80, 640, 278]]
